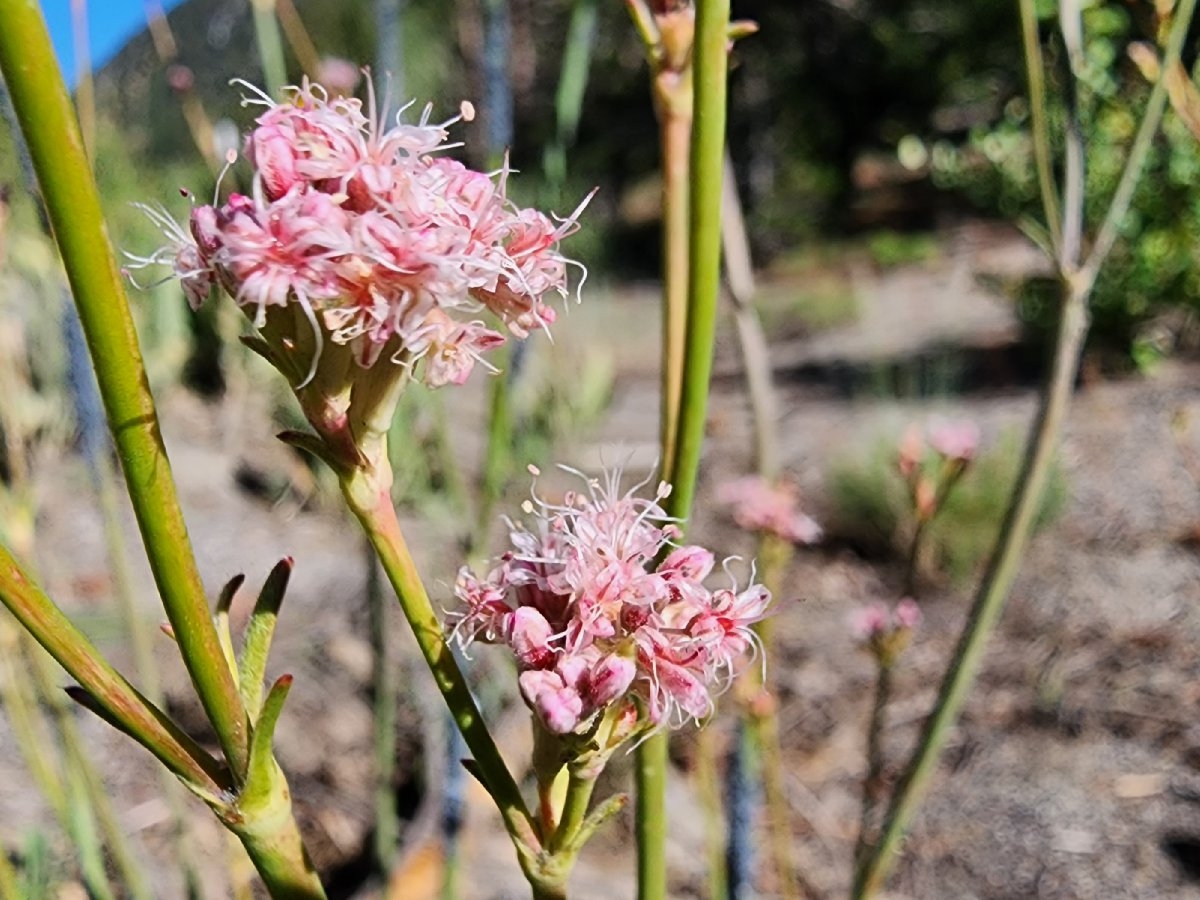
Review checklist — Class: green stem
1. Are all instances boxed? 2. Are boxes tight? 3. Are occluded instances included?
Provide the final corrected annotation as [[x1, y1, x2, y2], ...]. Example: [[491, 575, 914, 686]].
[[367, 538, 399, 871], [1018, 0, 1061, 255], [695, 726, 728, 900], [853, 661, 893, 868], [251, 0, 288, 94], [342, 470, 535, 847], [637, 3, 731, 898], [95, 457, 204, 897], [746, 538, 806, 900], [549, 770, 598, 856], [903, 518, 929, 599], [851, 283, 1088, 899], [231, 772, 327, 900], [0, 0, 250, 779]]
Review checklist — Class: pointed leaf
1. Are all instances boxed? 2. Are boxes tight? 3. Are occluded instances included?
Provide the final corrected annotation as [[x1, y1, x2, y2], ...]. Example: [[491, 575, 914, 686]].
[[214, 574, 245, 686], [240, 674, 294, 809], [238, 559, 293, 720]]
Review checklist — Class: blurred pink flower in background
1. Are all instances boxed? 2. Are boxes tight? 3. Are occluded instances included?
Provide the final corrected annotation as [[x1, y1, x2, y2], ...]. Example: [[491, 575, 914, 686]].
[[716, 474, 822, 544], [848, 598, 921, 643], [848, 601, 891, 641], [929, 418, 982, 463], [450, 466, 772, 735], [315, 57, 362, 96]]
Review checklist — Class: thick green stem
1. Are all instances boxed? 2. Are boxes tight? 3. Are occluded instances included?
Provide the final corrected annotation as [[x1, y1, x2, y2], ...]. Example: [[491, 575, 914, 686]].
[[637, 3, 731, 898], [343, 469, 535, 848], [0, 0, 250, 778], [227, 760, 327, 900]]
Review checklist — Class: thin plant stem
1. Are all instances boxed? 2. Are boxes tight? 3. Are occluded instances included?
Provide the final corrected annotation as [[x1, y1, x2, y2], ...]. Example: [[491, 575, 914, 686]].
[[84, 366, 204, 897], [543, 0, 598, 191], [342, 472, 535, 846], [721, 149, 805, 898], [721, 151, 776, 480], [851, 1, 1196, 893], [638, 2, 732, 897], [853, 661, 893, 867], [903, 518, 929, 599], [658, 99, 692, 475], [724, 723, 756, 900], [276, 0, 321, 80], [695, 726, 728, 900], [547, 770, 598, 855], [251, 0, 289, 95], [0, 0, 251, 778], [1018, 0, 1061, 255], [376, 0, 407, 95]]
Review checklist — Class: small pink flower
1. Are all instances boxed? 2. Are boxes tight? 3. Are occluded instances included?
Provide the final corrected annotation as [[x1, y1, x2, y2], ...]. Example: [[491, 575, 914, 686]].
[[894, 597, 921, 630], [519, 669, 584, 735], [848, 601, 891, 641], [716, 475, 822, 544], [929, 419, 981, 463]]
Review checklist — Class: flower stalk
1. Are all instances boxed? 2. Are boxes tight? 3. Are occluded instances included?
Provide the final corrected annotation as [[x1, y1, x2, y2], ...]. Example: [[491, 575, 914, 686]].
[[628, 0, 732, 895]]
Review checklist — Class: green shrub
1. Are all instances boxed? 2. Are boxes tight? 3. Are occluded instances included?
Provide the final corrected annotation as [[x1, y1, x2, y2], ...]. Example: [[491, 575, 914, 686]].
[[931, 1, 1200, 368]]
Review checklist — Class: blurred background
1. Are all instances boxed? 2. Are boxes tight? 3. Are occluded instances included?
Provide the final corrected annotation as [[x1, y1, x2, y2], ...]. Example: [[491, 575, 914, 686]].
[[2, 0, 1200, 897]]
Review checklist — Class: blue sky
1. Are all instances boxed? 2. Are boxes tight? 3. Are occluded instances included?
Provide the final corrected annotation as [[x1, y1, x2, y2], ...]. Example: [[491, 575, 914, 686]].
[[41, 0, 188, 85]]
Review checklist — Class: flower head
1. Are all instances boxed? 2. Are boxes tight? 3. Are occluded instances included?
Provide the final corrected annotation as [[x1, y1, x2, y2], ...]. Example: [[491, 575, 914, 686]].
[[449, 466, 772, 737], [131, 77, 590, 394]]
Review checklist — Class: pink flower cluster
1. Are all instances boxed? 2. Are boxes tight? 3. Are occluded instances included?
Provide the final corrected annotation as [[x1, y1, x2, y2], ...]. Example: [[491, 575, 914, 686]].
[[450, 467, 772, 735], [131, 79, 589, 387], [848, 598, 921, 642], [716, 475, 822, 544]]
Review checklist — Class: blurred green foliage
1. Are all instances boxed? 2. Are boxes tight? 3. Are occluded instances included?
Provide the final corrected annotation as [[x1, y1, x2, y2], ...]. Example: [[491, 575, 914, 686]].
[[865, 229, 941, 268], [827, 430, 1066, 584], [932, 1, 1200, 367]]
